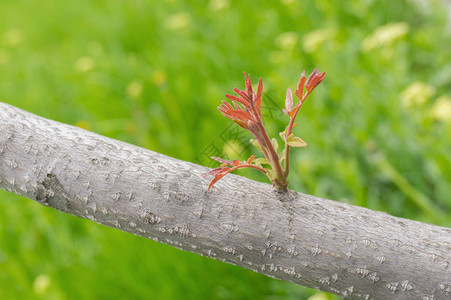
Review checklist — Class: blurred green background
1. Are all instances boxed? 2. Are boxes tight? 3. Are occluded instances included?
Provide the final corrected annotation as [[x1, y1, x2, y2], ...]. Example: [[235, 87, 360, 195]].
[[1, 0, 450, 299]]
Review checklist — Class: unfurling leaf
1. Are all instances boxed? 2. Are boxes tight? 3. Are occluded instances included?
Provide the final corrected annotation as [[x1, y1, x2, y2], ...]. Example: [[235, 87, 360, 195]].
[[244, 72, 252, 100], [225, 94, 250, 109], [250, 139, 262, 152], [305, 68, 326, 94], [254, 158, 270, 165], [271, 138, 279, 151], [208, 169, 231, 189], [204, 166, 226, 177], [279, 149, 286, 164], [206, 165, 234, 190], [286, 134, 308, 147], [218, 103, 252, 122], [295, 71, 306, 101], [218, 100, 253, 129], [283, 88, 293, 115], [247, 155, 255, 164], [247, 120, 260, 135], [255, 77, 263, 116], [211, 157, 233, 165], [233, 119, 249, 129], [279, 126, 289, 142], [266, 169, 277, 181]]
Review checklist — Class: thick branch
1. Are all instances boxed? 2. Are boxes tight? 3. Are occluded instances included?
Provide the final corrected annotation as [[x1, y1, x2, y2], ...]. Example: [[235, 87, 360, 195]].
[[0, 102, 450, 299]]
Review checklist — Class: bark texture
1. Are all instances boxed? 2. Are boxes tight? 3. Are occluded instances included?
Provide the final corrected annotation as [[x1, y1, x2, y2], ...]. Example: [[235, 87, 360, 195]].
[[0, 102, 450, 299]]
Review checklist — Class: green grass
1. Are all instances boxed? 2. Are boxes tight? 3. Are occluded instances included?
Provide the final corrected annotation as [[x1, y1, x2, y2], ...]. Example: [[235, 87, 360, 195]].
[[1, 0, 450, 299]]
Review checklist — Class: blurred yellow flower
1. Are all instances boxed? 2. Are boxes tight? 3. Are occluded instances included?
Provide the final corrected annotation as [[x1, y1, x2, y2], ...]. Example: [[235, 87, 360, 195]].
[[74, 56, 95, 72], [223, 140, 244, 160], [165, 13, 191, 30], [362, 22, 409, 52], [307, 292, 329, 300], [33, 274, 51, 294], [302, 28, 335, 53], [430, 95, 451, 123], [275, 32, 298, 50], [280, 0, 295, 5], [75, 120, 90, 130], [3, 28, 24, 46], [150, 70, 167, 86], [400, 82, 435, 107], [208, 0, 229, 11], [126, 80, 143, 98]]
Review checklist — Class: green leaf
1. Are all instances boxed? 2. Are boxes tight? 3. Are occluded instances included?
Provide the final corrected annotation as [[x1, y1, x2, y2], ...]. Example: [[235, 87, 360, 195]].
[[250, 139, 262, 152], [271, 138, 278, 151], [279, 149, 286, 164], [254, 158, 270, 165], [253, 162, 262, 168], [286, 134, 308, 147], [266, 169, 277, 181], [279, 127, 288, 142]]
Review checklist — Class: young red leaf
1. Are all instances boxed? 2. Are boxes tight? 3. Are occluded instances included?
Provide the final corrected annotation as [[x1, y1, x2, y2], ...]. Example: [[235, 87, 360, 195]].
[[305, 68, 326, 93], [233, 88, 251, 102], [295, 71, 306, 101], [211, 157, 233, 165], [231, 110, 252, 121], [233, 119, 249, 129], [219, 100, 233, 110], [247, 155, 255, 164], [218, 107, 253, 122], [244, 72, 253, 100], [305, 68, 318, 87], [232, 102, 244, 111], [255, 77, 263, 117], [225, 94, 249, 108], [232, 159, 240, 167], [208, 168, 232, 190], [204, 166, 226, 177]]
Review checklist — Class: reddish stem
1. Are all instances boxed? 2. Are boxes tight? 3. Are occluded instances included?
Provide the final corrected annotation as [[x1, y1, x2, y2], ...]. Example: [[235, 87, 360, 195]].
[[257, 122, 286, 187], [249, 100, 286, 187], [232, 164, 267, 174], [283, 91, 310, 182]]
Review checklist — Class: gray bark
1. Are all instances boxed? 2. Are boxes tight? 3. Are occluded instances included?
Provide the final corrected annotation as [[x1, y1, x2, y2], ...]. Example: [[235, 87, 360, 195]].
[[0, 102, 450, 299]]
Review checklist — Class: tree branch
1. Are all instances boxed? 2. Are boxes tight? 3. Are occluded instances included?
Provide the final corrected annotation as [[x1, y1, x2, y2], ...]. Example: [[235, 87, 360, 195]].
[[0, 102, 450, 299]]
